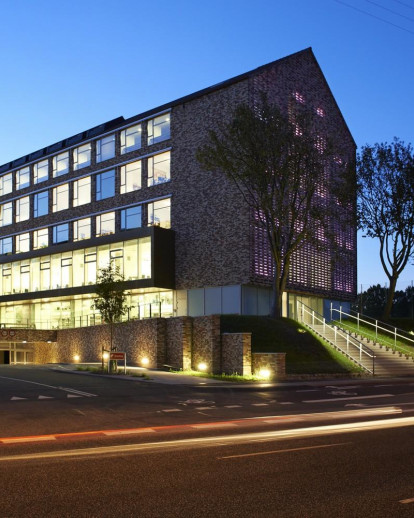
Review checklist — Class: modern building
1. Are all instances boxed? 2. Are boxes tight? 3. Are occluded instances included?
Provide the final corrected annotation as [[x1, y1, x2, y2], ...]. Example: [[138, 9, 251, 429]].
[[0, 48, 356, 332]]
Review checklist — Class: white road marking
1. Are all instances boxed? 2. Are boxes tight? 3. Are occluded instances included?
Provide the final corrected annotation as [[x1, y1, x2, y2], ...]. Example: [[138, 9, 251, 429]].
[[67, 394, 82, 398], [218, 442, 351, 460], [252, 403, 269, 406], [38, 395, 54, 400], [296, 389, 319, 392], [10, 396, 27, 400], [304, 394, 394, 403], [279, 402, 294, 405], [195, 407, 216, 410], [224, 405, 242, 408], [162, 409, 182, 413], [59, 387, 98, 397], [399, 497, 414, 504]]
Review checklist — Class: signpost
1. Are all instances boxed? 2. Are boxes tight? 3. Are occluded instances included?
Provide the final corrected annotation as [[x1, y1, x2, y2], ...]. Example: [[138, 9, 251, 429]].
[[109, 351, 126, 374]]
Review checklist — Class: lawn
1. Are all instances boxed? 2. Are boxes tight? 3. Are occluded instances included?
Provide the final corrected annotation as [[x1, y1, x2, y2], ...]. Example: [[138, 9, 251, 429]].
[[220, 315, 362, 374]]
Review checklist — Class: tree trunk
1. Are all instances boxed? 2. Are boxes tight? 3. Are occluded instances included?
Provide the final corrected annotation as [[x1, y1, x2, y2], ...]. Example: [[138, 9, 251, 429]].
[[270, 275, 283, 319], [381, 275, 398, 321]]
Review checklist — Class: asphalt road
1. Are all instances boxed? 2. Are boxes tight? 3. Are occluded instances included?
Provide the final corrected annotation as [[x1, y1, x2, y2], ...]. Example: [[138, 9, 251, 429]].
[[1, 366, 414, 517], [0, 420, 413, 517], [1, 365, 414, 438]]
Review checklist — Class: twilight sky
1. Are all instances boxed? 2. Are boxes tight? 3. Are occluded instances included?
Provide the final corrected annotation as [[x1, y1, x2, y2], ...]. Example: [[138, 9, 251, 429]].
[[0, 0, 413, 291]]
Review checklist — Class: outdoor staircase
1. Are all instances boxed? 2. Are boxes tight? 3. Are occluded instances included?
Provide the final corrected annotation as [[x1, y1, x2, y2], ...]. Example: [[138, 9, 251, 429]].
[[309, 323, 414, 377]]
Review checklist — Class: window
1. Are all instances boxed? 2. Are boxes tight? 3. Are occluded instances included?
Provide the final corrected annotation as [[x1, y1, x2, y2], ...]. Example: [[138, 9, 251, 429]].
[[0, 202, 13, 227], [53, 223, 69, 244], [121, 205, 142, 230], [16, 233, 30, 254], [96, 170, 115, 200], [33, 159, 49, 184], [52, 183, 69, 212], [96, 134, 115, 163], [74, 218, 91, 241], [0, 237, 12, 255], [73, 176, 91, 206], [16, 167, 30, 190], [120, 124, 141, 154], [147, 114, 170, 145], [15, 196, 30, 222], [148, 198, 171, 228], [53, 152, 69, 177], [73, 143, 91, 170], [120, 160, 141, 193], [0, 173, 13, 196], [96, 212, 115, 236], [34, 191, 49, 217], [33, 228, 49, 249], [148, 151, 170, 186]]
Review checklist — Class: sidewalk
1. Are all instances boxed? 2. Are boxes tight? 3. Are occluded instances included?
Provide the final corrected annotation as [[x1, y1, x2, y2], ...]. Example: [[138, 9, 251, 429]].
[[50, 362, 412, 387]]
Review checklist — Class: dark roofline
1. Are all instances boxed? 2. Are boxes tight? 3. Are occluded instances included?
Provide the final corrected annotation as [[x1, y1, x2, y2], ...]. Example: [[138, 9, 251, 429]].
[[0, 47, 355, 172]]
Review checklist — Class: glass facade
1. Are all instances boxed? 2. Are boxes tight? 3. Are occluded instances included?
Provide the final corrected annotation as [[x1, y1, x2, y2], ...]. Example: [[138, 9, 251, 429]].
[[120, 124, 141, 154], [34, 191, 49, 217], [33, 160, 49, 184], [0, 173, 12, 196], [148, 198, 171, 228], [148, 151, 170, 186], [53, 152, 69, 177], [120, 160, 141, 193], [73, 177, 91, 206], [96, 170, 115, 200], [73, 143, 91, 170], [147, 114, 170, 145], [0, 237, 151, 296], [96, 134, 115, 163]]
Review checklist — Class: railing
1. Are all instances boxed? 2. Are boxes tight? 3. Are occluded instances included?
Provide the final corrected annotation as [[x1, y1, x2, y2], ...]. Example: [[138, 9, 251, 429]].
[[0, 302, 173, 330], [330, 304, 414, 359], [297, 301, 376, 375]]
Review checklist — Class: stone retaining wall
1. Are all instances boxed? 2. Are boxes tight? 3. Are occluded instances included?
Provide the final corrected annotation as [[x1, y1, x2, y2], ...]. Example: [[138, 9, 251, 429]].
[[252, 352, 286, 380], [221, 333, 252, 375]]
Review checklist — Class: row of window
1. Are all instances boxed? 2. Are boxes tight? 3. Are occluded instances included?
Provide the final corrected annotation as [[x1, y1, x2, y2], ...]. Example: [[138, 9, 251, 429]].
[[0, 198, 171, 255], [0, 113, 171, 196], [0, 151, 170, 226], [0, 238, 152, 296]]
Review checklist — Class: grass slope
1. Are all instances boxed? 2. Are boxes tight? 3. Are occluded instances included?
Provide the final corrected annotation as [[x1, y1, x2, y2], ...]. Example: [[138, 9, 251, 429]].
[[221, 315, 361, 374]]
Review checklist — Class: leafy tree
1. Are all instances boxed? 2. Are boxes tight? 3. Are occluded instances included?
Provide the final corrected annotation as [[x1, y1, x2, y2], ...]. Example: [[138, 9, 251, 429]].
[[92, 264, 128, 370], [358, 139, 414, 321], [197, 96, 352, 318]]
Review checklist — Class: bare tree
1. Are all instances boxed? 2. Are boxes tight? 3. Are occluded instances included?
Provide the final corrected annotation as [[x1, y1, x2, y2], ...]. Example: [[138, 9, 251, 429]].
[[197, 97, 351, 318], [358, 138, 414, 321]]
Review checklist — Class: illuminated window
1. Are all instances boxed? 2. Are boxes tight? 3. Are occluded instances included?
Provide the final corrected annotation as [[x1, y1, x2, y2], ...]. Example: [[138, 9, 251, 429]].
[[293, 91, 305, 104], [73, 176, 91, 206], [34, 191, 49, 217], [53, 152, 69, 177], [33, 160, 49, 184], [96, 212, 115, 236], [121, 205, 141, 230], [0, 202, 13, 227], [52, 184, 69, 212], [147, 114, 170, 145], [0, 173, 13, 196], [15, 196, 30, 222], [53, 223, 69, 244], [16, 167, 30, 190], [148, 151, 170, 186], [33, 228, 49, 249], [73, 143, 91, 170], [96, 170, 115, 200], [148, 198, 171, 228], [96, 134, 115, 163], [120, 124, 141, 154], [74, 218, 91, 241], [120, 161, 141, 193], [316, 107, 325, 117], [0, 237, 12, 255], [16, 233, 30, 253]]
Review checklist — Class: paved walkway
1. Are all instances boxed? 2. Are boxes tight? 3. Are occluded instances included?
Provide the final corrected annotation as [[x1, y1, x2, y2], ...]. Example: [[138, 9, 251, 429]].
[[51, 363, 413, 387]]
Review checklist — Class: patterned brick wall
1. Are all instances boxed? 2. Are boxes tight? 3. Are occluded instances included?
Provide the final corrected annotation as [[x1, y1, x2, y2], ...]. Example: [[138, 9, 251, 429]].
[[222, 332, 252, 375], [165, 316, 192, 370], [252, 352, 286, 380], [192, 315, 221, 373]]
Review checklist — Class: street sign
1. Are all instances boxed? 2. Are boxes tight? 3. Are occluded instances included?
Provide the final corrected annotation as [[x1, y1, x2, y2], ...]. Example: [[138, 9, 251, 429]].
[[110, 352, 126, 360]]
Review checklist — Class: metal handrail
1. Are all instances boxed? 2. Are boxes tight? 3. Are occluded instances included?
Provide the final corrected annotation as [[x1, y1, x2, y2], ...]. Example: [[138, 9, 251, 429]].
[[297, 301, 375, 375], [330, 305, 414, 359]]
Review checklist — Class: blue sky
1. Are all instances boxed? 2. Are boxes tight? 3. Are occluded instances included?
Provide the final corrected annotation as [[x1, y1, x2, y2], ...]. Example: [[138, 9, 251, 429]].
[[0, 0, 413, 291]]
